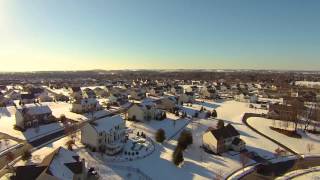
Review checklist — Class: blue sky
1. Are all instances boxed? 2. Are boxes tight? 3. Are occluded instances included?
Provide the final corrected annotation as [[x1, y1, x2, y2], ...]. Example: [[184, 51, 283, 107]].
[[0, 0, 319, 71]]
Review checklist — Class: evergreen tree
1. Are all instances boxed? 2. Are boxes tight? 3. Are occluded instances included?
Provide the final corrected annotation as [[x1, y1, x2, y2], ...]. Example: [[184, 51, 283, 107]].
[[212, 109, 217, 118], [217, 119, 224, 129], [172, 147, 184, 166], [155, 128, 166, 143], [178, 130, 193, 150]]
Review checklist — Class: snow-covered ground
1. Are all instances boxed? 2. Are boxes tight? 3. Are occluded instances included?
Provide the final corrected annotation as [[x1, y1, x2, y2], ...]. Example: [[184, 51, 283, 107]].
[[295, 81, 320, 88], [247, 117, 320, 154], [126, 115, 190, 141], [6, 100, 294, 179], [0, 139, 18, 152], [108, 100, 283, 180]]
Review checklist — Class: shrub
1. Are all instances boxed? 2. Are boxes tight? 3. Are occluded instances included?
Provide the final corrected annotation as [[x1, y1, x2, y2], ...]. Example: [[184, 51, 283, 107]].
[[212, 110, 217, 118], [155, 129, 166, 143], [177, 130, 193, 150], [172, 146, 184, 166], [217, 120, 224, 129], [21, 150, 32, 161]]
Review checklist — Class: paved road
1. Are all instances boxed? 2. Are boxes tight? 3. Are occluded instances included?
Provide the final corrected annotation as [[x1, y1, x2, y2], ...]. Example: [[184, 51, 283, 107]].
[[241, 157, 320, 180]]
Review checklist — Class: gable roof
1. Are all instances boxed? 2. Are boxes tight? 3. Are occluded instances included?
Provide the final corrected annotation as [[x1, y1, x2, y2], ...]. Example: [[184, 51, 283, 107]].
[[91, 115, 124, 133], [13, 165, 47, 180], [70, 87, 81, 92], [21, 93, 35, 100], [210, 124, 239, 140], [19, 105, 52, 115]]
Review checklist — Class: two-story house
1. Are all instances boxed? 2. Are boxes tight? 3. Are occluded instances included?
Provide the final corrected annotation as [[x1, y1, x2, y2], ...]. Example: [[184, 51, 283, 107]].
[[12, 147, 94, 180], [127, 103, 164, 122], [81, 115, 126, 155], [15, 104, 54, 130], [202, 124, 245, 154]]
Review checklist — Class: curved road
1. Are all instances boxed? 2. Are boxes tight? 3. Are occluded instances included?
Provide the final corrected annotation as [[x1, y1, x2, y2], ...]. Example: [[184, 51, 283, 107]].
[[227, 113, 320, 180], [241, 113, 300, 157]]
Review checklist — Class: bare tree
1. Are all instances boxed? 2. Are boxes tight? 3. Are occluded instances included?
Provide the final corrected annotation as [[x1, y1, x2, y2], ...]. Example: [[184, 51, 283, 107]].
[[306, 143, 314, 154]]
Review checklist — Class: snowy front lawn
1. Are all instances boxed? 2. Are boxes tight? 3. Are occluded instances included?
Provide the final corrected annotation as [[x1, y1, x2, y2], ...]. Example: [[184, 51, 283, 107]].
[[126, 117, 190, 142]]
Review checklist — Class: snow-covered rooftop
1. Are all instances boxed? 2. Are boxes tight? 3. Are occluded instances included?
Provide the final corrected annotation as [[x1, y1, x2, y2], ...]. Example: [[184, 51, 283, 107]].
[[92, 115, 124, 133], [49, 147, 81, 180]]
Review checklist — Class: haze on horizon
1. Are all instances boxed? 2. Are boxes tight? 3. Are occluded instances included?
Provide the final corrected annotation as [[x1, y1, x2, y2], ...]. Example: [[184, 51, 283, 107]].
[[0, 0, 320, 72]]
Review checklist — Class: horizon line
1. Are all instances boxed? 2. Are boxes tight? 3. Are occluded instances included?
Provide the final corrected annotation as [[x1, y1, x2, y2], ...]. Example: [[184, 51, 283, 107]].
[[0, 68, 319, 73]]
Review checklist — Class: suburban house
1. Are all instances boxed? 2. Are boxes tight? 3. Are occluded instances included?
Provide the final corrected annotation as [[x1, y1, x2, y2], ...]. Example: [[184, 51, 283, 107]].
[[81, 115, 126, 155], [108, 93, 128, 106], [129, 89, 146, 100], [20, 93, 35, 104], [54, 93, 70, 102], [148, 87, 165, 97], [127, 103, 164, 122], [69, 87, 82, 100], [27, 87, 44, 97], [234, 93, 258, 103], [171, 86, 184, 95], [178, 92, 195, 104], [83, 88, 97, 99], [5, 90, 21, 100], [93, 87, 109, 98], [15, 104, 54, 129], [202, 124, 245, 154], [184, 85, 199, 93], [155, 97, 177, 111], [71, 98, 101, 114], [11, 147, 95, 180], [199, 86, 217, 99], [38, 92, 54, 102]]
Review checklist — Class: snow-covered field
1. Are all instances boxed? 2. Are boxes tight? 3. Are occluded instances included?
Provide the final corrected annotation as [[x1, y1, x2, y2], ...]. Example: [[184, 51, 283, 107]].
[[6, 100, 296, 180], [247, 117, 320, 154], [111, 100, 282, 180]]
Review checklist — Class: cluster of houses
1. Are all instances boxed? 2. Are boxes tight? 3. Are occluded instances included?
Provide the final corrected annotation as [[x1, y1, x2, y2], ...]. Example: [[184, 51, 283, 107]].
[[2, 78, 320, 179]]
